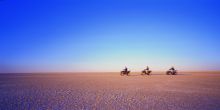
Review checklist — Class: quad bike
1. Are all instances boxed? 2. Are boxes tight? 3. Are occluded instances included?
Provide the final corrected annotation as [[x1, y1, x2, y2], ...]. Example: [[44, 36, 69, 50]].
[[141, 70, 151, 75], [120, 70, 130, 76], [166, 70, 177, 75]]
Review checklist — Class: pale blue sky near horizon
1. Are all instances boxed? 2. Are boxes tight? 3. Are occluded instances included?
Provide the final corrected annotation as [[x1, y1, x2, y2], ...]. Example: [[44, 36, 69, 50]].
[[1, 0, 220, 72]]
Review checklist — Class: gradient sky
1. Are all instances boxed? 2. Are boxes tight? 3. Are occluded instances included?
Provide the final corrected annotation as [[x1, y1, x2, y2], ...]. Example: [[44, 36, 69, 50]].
[[1, 0, 220, 72]]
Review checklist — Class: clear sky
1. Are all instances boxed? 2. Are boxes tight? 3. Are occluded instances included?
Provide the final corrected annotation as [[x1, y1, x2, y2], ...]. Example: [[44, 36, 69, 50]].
[[1, 0, 220, 72]]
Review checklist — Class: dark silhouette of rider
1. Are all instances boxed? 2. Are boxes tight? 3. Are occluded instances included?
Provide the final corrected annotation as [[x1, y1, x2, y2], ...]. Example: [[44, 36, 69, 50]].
[[124, 66, 128, 72], [169, 67, 175, 71], [145, 66, 149, 70]]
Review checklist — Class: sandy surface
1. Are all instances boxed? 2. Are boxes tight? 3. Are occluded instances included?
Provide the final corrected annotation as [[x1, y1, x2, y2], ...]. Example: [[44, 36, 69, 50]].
[[0, 72, 220, 110]]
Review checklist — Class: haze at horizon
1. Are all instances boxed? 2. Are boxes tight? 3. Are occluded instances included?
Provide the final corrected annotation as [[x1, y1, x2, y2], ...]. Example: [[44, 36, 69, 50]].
[[1, 0, 220, 73]]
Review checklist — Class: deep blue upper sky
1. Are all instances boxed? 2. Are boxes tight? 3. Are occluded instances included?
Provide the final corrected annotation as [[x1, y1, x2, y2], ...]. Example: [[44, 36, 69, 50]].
[[1, 0, 220, 72]]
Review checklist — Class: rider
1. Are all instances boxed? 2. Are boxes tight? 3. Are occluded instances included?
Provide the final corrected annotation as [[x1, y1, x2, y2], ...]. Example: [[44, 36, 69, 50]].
[[145, 66, 149, 71], [124, 66, 128, 72], [169, 66, 175, 71]]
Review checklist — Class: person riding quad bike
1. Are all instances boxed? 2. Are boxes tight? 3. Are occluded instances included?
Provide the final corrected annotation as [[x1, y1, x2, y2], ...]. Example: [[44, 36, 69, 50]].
[[120, 67, 130, 76], [166, 67, 177, 75], [141, 66, 152, 75]]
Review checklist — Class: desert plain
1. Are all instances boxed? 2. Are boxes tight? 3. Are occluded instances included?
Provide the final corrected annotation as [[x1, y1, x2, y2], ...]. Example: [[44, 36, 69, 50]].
[[0, 72, 220, 110]]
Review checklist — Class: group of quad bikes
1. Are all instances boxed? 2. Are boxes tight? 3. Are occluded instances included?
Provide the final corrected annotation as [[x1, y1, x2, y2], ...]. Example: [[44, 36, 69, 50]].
[[120, 66, 177, 76]]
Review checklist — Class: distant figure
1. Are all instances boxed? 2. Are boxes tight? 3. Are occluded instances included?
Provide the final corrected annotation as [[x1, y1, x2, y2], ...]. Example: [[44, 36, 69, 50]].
[[169, 66, 175, 71], [124, 66, 128, 72], [145, 66, 149, 71], [120, 66, 130, 76], [167, 66, 177, 75], [141, 66, 151, 75]]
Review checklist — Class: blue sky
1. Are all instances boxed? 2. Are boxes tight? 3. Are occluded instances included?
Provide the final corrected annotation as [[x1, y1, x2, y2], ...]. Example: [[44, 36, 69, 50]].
[[1, 0, 220, 72]]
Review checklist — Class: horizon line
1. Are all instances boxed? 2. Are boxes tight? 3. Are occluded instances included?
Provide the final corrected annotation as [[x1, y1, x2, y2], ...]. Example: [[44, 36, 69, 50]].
[[1, 70, 220, 74]]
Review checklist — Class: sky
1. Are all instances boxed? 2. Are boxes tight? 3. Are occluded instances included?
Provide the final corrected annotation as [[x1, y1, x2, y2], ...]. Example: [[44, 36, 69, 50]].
[[0, 0, 220, 72]]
